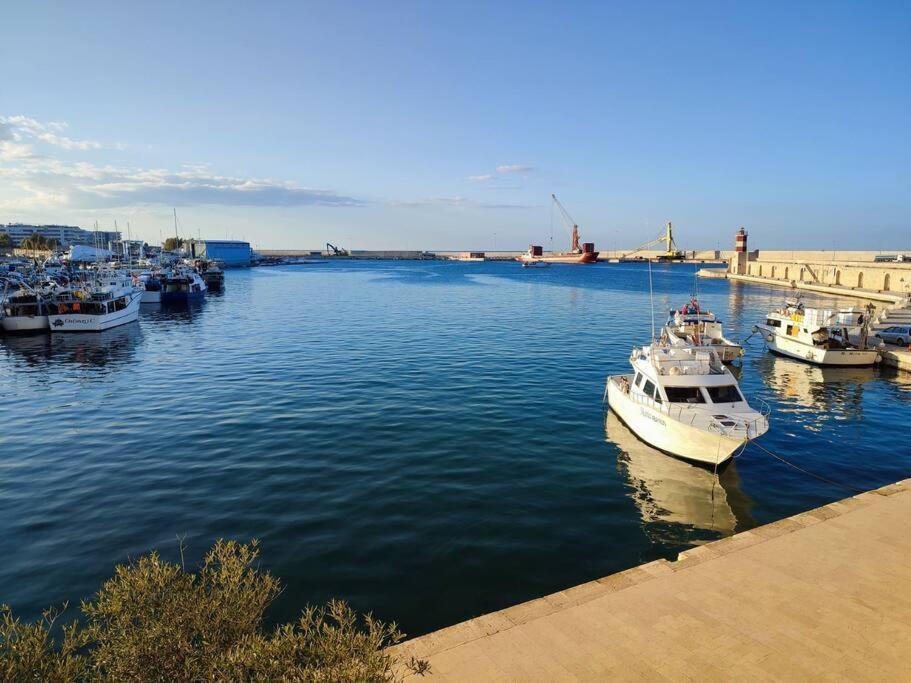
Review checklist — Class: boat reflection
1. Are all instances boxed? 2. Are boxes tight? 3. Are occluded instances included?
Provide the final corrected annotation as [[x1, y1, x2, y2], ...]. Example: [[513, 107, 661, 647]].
[[0, 323, 142, 370], [759, 355, 874, 428], [606, 412, 753, 544], [139, 299, 206, 325]]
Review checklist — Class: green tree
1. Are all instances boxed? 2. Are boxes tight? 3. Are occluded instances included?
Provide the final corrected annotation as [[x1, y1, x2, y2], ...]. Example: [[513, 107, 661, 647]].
[[0, 540, 427, 682], [0, 233, 12, 253], [19, 234, 56, 251], [163, 237, 185, 251]]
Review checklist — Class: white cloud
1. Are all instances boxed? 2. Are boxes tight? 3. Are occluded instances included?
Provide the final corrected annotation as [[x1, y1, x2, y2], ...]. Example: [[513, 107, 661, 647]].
[[467, 164, 535, 182], [496, 164, 533, 174], [389, 196, 531, 210], [0, 115, 105, 151], [0, 115, 364, 210]]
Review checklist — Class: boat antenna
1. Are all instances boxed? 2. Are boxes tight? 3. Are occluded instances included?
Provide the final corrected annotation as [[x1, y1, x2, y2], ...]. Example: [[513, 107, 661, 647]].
[[126, 221, 133, 271], [173, 208, 179, 252], [648, 257, 656, 342]]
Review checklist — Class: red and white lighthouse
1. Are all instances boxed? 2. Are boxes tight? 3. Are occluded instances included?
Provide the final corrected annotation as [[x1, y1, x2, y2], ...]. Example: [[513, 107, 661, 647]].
[[735, 227, 748, 253]]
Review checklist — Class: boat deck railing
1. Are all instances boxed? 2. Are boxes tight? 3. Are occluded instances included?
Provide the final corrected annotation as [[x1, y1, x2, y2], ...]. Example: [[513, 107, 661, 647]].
[[609, 377, 769, 440]]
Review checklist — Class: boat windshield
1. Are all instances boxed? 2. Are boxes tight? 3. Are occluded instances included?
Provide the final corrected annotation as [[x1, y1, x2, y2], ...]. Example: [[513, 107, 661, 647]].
[[664, 387, 706, 404], [705, 385, 743, 403]]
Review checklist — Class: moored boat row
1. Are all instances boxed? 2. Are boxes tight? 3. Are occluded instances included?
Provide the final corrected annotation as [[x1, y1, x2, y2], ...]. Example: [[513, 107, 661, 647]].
[[606, 287, 885, 469], [1, 257, 221, 334]]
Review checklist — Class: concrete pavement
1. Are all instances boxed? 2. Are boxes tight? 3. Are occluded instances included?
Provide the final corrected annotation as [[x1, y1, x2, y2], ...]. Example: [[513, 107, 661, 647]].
[[395, 479, 911, 681]]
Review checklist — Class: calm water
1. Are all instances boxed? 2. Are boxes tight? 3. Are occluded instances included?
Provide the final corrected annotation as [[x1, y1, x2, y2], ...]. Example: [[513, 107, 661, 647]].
[[2, 261, 910, 636]]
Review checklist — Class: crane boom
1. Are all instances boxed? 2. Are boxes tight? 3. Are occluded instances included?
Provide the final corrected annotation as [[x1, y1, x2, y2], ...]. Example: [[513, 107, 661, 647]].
[[551, 194, 581, 252], [625, 222, 683, 259]]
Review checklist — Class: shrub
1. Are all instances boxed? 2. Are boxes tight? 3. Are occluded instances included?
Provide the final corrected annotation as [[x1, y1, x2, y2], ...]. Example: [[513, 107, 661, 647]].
[[1, 540, 428, 682]]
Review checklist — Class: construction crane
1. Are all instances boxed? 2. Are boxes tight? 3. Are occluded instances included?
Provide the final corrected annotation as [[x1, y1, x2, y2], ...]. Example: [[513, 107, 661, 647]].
[[326, 242, 349, 256], [625, 222, 684, 260], [551, 193, 581, 253]]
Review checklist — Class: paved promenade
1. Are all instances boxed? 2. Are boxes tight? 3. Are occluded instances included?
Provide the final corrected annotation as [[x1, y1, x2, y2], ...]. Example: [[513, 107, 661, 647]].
[[396, 479, 911, 681]]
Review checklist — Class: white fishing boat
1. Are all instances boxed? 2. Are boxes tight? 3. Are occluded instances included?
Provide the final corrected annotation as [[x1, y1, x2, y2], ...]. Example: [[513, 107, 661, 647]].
[[138, 270, 164, 303], [47, 272, 143, 332], [753, 299, 881, 367], [664, 297, 743, 363], [0, 277, 63, 333], [521, 259, 550, 269], [606, 342, 769, 467]]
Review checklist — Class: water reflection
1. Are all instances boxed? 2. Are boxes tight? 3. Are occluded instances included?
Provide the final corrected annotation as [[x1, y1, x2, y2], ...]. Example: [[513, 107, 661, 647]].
[[606, 412, 753, 544], [1, 323, 143, 370], [759, 355, 874, 427], [140, 300, 207, 324]]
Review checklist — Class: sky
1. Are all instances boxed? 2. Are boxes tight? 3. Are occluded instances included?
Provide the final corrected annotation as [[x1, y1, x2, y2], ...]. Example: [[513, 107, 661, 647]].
[[1, 1, 908, 251]]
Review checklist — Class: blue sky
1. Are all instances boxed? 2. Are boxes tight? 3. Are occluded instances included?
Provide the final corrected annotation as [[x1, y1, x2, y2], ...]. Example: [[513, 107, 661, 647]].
[[1, 1, 908, 250]]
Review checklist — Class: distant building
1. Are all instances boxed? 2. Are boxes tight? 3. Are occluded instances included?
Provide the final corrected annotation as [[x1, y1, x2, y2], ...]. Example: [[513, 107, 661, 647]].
[[189, 239, 252, 267], [1, 223, 121, 248]]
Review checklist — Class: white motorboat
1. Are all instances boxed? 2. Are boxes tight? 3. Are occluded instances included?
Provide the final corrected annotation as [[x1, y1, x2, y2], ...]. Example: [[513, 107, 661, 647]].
[[606, 342, 769, 467], [753, 298, 881, 367], [664, 297, 743, 363], [47, 272, 143, 332]]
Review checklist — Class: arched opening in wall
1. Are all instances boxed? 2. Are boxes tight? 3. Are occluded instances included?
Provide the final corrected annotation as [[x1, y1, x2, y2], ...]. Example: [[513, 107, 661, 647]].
[[800, 267, 805, 282], [771, 266, 777, 278], [857, 272, 864, 289], [784, 267, 789, 281], [884, 273, 891, 291], [758, 265, 763, 277], [834, 270, 841, 286]]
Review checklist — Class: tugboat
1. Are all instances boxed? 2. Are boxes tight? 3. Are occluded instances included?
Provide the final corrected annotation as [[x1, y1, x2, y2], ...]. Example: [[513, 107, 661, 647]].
[[606, 342, 768, 467], [665, 297, 744, 363], [516, 194, 598, 265], [753, 298, 881, 366]]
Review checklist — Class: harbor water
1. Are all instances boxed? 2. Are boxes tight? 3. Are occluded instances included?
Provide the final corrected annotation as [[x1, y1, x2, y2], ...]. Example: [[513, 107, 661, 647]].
[[2, 261, 909, 636]]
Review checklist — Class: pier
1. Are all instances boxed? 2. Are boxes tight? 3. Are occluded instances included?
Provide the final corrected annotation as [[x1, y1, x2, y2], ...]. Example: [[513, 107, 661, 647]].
[[394, 478, 911, 681], [697, 238, 911, 373]]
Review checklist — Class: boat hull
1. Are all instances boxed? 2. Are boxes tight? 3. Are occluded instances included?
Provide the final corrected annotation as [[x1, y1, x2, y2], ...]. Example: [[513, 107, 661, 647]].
[[141, 289, 161, 303], [1, 315, 49, 333], [607, 376, 744, 467], [758, 329, 880, 366], [161, 288, 206, 303], [48, 293, 142, 332], [517, 252, 599, 264]]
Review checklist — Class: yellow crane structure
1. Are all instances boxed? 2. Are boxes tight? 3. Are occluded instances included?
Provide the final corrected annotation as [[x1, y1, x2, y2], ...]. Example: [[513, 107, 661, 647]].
[[625, 221, 684, 260]]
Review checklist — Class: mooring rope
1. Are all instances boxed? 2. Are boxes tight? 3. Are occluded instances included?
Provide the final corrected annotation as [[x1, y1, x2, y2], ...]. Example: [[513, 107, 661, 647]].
[[749, 441, 864, 494]]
